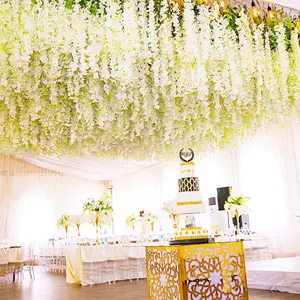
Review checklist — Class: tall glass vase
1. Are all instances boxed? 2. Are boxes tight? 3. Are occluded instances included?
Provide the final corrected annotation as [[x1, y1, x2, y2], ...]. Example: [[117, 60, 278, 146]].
[[65, 225, 69, 237], [76, 224, 81, 236], [171, 214, 180, 231], [95, 213, 100, 245], [235, 210, 240, 235], [151, 222, 155, 231]]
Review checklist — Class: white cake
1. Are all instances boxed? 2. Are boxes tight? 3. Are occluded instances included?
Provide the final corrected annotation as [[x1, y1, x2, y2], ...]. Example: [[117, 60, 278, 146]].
[[174, 227, 209, 241], [175, 161, 207, 214]]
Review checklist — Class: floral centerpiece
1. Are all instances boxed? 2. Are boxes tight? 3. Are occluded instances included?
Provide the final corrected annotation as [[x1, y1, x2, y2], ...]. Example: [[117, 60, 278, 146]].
[[82, 194, 113, 243], [140, 212, 159, 231], [56, 213, 70, 236], [162, 200, 180, 229], [69, 214, 84, 236], [225, 195, 250, 234], [125, 213, 138, 231]]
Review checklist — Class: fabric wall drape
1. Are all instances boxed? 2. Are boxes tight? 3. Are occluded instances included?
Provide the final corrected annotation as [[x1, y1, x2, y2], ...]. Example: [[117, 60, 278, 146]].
[[236, 121, 300, 253], [0, 156, 104, 244]]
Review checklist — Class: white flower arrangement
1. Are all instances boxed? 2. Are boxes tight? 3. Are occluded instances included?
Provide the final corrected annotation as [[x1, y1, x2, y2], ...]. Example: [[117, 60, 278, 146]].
[[0, 1, 297, 159], [162, 200, 177, 216], [56, 213, 70, 228], [83, 194, 113, 213], [140, 212, 159, 224], [69, 214, 84, 226], [82, 194, 113, 227], [125, 213, 139, 230], [224, 195, 250, 217]]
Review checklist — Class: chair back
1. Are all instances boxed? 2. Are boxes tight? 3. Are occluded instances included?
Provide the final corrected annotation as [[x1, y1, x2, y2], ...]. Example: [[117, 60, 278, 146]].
[[24, 243, 35, 264]]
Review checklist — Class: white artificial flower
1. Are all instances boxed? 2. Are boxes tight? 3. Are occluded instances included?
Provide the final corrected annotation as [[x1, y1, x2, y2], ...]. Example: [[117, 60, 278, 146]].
[[0, 1, 298, 159], [162, 200, 177, 215], [69, 214, 84, 225]]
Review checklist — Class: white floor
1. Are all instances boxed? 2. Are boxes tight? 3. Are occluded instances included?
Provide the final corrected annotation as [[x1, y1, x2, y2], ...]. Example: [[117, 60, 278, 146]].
[[246, 257, 300, 294]]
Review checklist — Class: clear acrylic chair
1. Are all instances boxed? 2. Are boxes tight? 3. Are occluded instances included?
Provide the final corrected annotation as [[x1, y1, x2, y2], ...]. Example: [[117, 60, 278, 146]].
[[22, 243, 35, 280], [128, 246, 146, 281], [94, 245, 109, 285], [107, 244, 130, 284], [40, 245, 53, 272], [82, 245, 108, 286], [56, 245, 66, 274]]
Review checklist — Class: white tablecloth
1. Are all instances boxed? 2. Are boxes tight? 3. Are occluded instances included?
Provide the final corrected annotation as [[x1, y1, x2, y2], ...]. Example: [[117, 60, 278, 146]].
[[246, 257, 300, 294], [0, 247, 24, 265], [0, 248, 23, 262], [66, 244, 147, 286], [9, 248, 24, 262]]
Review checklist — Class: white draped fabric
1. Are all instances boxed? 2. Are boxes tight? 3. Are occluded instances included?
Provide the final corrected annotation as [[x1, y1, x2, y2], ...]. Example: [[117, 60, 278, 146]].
[[247, 257, 300, 293], [0, 156, 104, 244], [22, 156, 156, 181]]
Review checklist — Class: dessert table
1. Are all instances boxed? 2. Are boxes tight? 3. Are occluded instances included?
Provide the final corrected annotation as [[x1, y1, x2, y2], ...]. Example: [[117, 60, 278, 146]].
[[66, 244, 147, 286], [146, 241, 248, 299]]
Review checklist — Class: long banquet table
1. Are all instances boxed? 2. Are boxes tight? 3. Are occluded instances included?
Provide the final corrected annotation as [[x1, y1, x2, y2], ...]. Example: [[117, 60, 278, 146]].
[[66, 244, 148, 286]]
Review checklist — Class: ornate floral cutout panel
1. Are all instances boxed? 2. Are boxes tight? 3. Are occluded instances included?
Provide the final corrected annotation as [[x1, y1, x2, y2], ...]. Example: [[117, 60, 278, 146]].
[[146, 247, 181, 300], [146, 242, 248, 300], [182, 242, 248, 299]]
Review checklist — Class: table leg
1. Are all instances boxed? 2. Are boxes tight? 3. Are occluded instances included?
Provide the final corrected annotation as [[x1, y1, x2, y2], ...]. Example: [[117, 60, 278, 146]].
[[13, 271, 15, 282]]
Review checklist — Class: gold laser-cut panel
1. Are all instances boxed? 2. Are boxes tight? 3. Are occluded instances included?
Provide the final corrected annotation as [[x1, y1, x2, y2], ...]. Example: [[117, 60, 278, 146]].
[[146, 247, 182, 300], [181, 242, 248, 300], [146, 242, 248, 300]]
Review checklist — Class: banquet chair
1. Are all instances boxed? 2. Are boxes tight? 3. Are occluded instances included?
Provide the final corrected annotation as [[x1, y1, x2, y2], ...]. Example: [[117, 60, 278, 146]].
[[58, 245, 66, 274], [49, 244, 66, 274], [39, 245, 53, 272], [22, 243, 35, 280], [82, 245, 108, 286], [128, 246, 146, 282], [0, 248, 9, 284], [107, 244, 130, 284]]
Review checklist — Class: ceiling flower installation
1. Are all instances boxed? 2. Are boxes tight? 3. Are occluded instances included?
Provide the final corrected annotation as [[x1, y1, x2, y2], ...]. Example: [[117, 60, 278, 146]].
[[0, 0, 299, 159]]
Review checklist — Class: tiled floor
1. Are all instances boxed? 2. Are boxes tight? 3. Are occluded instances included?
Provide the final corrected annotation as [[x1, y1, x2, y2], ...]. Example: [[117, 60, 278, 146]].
[[1, 269, 300, 300]]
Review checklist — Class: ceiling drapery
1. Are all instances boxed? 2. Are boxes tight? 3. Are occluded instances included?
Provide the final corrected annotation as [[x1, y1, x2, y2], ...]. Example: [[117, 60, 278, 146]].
[[21, 156, 157, 180]]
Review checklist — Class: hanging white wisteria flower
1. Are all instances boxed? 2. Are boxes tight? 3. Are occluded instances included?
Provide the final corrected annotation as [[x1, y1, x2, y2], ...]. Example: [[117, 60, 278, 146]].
[[0, 0, 299, 159]]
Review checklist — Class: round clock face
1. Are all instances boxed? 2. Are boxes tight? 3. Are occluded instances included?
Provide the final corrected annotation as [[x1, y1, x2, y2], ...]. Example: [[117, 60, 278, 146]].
[[179, 148, 194, 162]]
